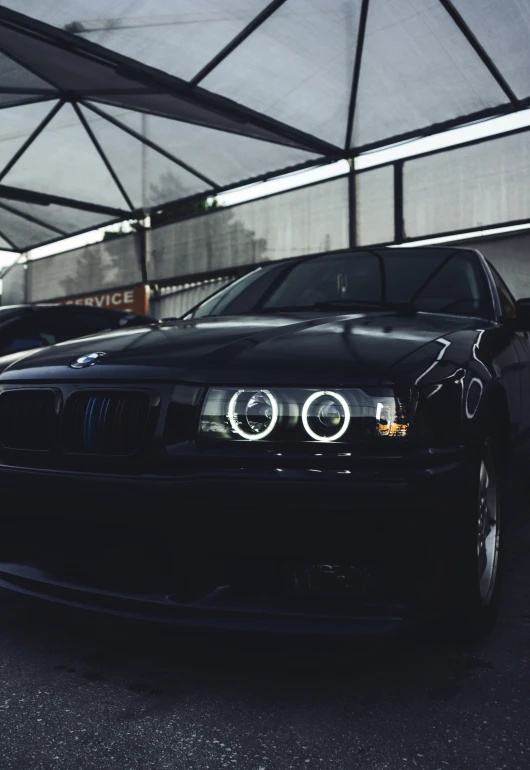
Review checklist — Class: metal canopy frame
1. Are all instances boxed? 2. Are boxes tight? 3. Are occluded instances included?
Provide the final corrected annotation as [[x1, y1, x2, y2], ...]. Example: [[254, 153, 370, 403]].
[[354, 119, 530, 249], [438, 0, 518, 105], [188, 0, 290, 88], [82, 101, 219, 189], [0, 1, 528, 253], [0, 6, 338, 154]]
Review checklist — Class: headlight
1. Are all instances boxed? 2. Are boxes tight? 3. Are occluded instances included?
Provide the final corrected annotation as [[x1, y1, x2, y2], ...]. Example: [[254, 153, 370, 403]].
[[227, 389, 279, 440], [199, 387, 414, 443], [301, 391, 350, 441]]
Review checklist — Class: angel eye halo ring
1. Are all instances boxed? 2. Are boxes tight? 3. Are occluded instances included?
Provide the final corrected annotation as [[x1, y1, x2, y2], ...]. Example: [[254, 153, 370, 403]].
[[301, 390, 351, 441], [199, 386, 411, 443], [227, 389, 279, 440]]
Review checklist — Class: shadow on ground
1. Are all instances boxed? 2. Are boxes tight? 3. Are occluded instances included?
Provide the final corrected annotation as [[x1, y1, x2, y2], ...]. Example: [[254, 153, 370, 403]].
[[0, 471, 529, 769]]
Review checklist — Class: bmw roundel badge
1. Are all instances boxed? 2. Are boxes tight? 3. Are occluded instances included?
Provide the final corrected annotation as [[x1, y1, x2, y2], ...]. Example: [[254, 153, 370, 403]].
[[70, 351, 107, 369]]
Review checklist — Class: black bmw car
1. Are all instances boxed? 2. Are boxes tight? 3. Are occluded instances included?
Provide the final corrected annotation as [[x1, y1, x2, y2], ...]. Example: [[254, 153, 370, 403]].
[[0, 246, 527, 637]]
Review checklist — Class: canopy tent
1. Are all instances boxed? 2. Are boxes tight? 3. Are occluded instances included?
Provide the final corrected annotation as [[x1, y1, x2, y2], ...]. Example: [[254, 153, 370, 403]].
[[0, 0, 529, 253]]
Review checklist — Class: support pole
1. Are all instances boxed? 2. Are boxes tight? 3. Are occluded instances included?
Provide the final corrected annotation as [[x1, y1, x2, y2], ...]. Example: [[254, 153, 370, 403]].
[[394, 161, 405, 244], [348, 162, 357, 248]]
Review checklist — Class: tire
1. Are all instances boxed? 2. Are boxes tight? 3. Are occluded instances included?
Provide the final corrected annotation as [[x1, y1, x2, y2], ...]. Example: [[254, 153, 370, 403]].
[[441, 435, 503, 642]]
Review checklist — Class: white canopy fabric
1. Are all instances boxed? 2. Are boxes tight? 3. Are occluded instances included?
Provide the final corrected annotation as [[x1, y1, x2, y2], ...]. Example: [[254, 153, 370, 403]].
[[0, 0, 528, 251]]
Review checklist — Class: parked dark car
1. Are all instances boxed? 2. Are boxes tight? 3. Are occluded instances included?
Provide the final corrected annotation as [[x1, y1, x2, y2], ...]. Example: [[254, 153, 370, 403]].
[[0, 303, 156, 373], [0, 247, 527, 638]]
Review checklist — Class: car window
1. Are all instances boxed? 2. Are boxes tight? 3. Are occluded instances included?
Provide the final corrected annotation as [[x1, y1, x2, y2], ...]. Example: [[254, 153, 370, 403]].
[[189, 266, 286, 319], [34, 308, 117, 343], [0, 315, 48, 355], [0, 307, 25, 324], [264, 253, 381, 308], [403, 252, 487, 315], [0, 308, 152, 354], [488, 264, 516, 320], [189, 249, 494, 320]]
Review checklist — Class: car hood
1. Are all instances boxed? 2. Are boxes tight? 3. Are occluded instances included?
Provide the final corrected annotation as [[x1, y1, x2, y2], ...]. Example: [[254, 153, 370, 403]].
[[0, 312, 484, 386], [0, 347, 44, 374]]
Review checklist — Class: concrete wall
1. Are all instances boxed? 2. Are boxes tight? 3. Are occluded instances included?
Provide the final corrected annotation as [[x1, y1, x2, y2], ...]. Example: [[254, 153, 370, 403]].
[[456, 231, 530, 299]]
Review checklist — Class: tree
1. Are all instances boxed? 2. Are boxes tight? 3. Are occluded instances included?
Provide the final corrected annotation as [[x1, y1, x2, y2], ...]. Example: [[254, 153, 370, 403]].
[[148, 171, 268, 276], [59, 225, 138, 297], [58, 168, 270, 297], [149, 170, 219, 229]]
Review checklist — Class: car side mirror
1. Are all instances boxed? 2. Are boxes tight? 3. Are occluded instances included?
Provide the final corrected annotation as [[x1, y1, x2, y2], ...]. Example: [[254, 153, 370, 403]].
[[514, 298, 530, 331]]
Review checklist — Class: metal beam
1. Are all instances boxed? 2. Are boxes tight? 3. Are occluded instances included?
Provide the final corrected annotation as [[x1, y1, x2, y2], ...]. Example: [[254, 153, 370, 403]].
[[0, 200, 65, 236], [0, 99, 63, 183], [189, 0, 288, 87], [345, 0, 370, 151], [138, 224, 148, 284], [0, 7, 340, 156], [0, 96, 57, 111], [348, 168, 357, 248], [0, 216, 128, 256], [0, 227, 18, 251], [0, 184, 130, 218], [438, 0, 519, 105], [352, 101, 530, 155], [401, 218, 530, 245], [355, 115, 530, 169], [82, 101, 220, 189], [108, 81, 339, 155], [0, 87, 54, 94], [393, 161, 404, 243], [147, 159, 346, 223], [73, 101, 135, 211], [93, 92, 337, 157], [0, 29, 62, 91]]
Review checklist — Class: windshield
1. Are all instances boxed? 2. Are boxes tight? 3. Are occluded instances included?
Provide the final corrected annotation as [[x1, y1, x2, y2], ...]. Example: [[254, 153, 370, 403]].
[[187, 248, 494, 320]]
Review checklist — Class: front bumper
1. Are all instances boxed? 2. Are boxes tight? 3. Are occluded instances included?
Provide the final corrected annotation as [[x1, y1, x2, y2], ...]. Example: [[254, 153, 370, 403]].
[[0, 455, 469, 635]]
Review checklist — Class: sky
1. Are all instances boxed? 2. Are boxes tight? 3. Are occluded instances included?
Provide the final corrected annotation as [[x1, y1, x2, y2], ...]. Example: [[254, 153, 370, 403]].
[[2, 105, 530, 273]]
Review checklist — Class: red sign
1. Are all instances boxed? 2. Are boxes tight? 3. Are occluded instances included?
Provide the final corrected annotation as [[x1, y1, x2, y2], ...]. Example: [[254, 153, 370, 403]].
[[58, 285, 149, 315]]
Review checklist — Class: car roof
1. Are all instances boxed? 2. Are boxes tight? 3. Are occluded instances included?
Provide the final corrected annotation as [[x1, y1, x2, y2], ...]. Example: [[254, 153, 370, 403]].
[[0, 304, 117, 312], [243, 244, 479, 273], [0, 303, 155, 321]]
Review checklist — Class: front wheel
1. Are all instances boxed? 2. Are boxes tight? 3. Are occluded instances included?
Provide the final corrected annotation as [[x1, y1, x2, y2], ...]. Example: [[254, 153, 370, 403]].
[[476, 442, 501, 609], [441, 437, 503, 640]]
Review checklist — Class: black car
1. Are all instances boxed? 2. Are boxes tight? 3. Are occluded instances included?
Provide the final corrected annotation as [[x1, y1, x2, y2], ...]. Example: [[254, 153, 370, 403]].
[[0, 303, 156, 373], [0, 246, 527, 637]]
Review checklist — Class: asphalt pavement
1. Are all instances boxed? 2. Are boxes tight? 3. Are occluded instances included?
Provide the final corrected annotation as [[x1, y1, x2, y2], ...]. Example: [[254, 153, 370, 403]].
[[1, 476, 530, 770]]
